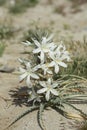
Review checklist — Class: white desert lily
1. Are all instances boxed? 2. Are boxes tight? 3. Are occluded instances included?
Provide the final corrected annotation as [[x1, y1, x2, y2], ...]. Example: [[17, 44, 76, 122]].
[[49, 43, 70, 73], [37, 78, 58, 101], [35, 63, 53, 75], [19, 62, 39, 87], [56, 42, 70, 62], [32, 34, 55, 63]]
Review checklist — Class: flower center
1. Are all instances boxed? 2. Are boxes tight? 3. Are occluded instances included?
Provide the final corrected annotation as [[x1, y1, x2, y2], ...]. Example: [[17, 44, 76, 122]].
[[41, 44, 48, 52]]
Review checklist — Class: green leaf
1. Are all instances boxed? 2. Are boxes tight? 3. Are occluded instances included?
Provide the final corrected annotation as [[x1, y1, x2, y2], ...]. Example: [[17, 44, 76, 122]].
[[37, 103, 46, 130], [5, 106, 39, 130]]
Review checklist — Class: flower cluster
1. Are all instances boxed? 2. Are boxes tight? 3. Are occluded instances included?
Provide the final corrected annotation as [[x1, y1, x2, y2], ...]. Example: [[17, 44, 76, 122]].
[[19, 34, 70, 101]]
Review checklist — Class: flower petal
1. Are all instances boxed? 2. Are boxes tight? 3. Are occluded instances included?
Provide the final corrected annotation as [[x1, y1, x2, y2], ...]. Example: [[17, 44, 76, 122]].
[[22, 41, 31, 46], [57, 43, 64, 51], [33, 65, 40, 71], [40, 51, 44, 62], [58, 61, 67, 68], [46, 91, 50, 101], [33, 48, 41, 54], [50, 89, 58, 96], [49, 52, 54, 60], [42, 37, 46, 44], [39, 81, 46, 87], [26, 62, 31, 69], [52, 83, 58, 88], [19, 72, 27, 81], [49, 61, 55, 67], [37, 88, 47, 94], [48, 78, 51, 85], [43, 69, 47, 75], [32, 39, 40, 47], [47, 70, 53, 74], [26, 75, 31, 86], [19, 67, 25, 73], [55, 64, 59, 73], [31, 73, 39, 79]]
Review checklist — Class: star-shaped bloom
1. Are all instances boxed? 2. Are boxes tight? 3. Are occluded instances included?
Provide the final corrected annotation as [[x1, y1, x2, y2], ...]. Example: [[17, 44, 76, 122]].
[[35, 63, 53, 75], [37, 78, 58, 101], [19, 62, 39, 87], [56, 42, 70, 62], [32, 34, 55, 63], [49, 43, 70, 73]]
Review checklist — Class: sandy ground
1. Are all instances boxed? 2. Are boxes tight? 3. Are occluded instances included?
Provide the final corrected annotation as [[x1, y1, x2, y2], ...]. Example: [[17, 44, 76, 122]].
[[0, 0, 87, 130]]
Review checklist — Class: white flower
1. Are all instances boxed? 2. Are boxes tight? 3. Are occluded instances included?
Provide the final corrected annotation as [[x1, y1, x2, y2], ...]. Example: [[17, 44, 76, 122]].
[[35, 63, 52, 75], [37, 78, 58, 101], [56, 42, 70, 61], [19, 62, 39, 87], [49, 43, 70, 73], [32, 34, 55, 63]]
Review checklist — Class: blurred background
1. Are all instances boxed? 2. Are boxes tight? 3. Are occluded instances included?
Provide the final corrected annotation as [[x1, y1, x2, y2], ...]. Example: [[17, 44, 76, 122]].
[[0, 0, 87, 77]]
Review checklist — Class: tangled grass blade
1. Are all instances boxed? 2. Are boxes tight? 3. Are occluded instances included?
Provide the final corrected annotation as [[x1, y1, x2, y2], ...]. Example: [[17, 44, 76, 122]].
[[60, 74, 87, 81], [52, 105, 68, 117], [63, 102, 87, 120], [4, 106, 39, 130], [37, 103, 46, 130], [63, 94, 87, 100], [64, 112, 85, 121]]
